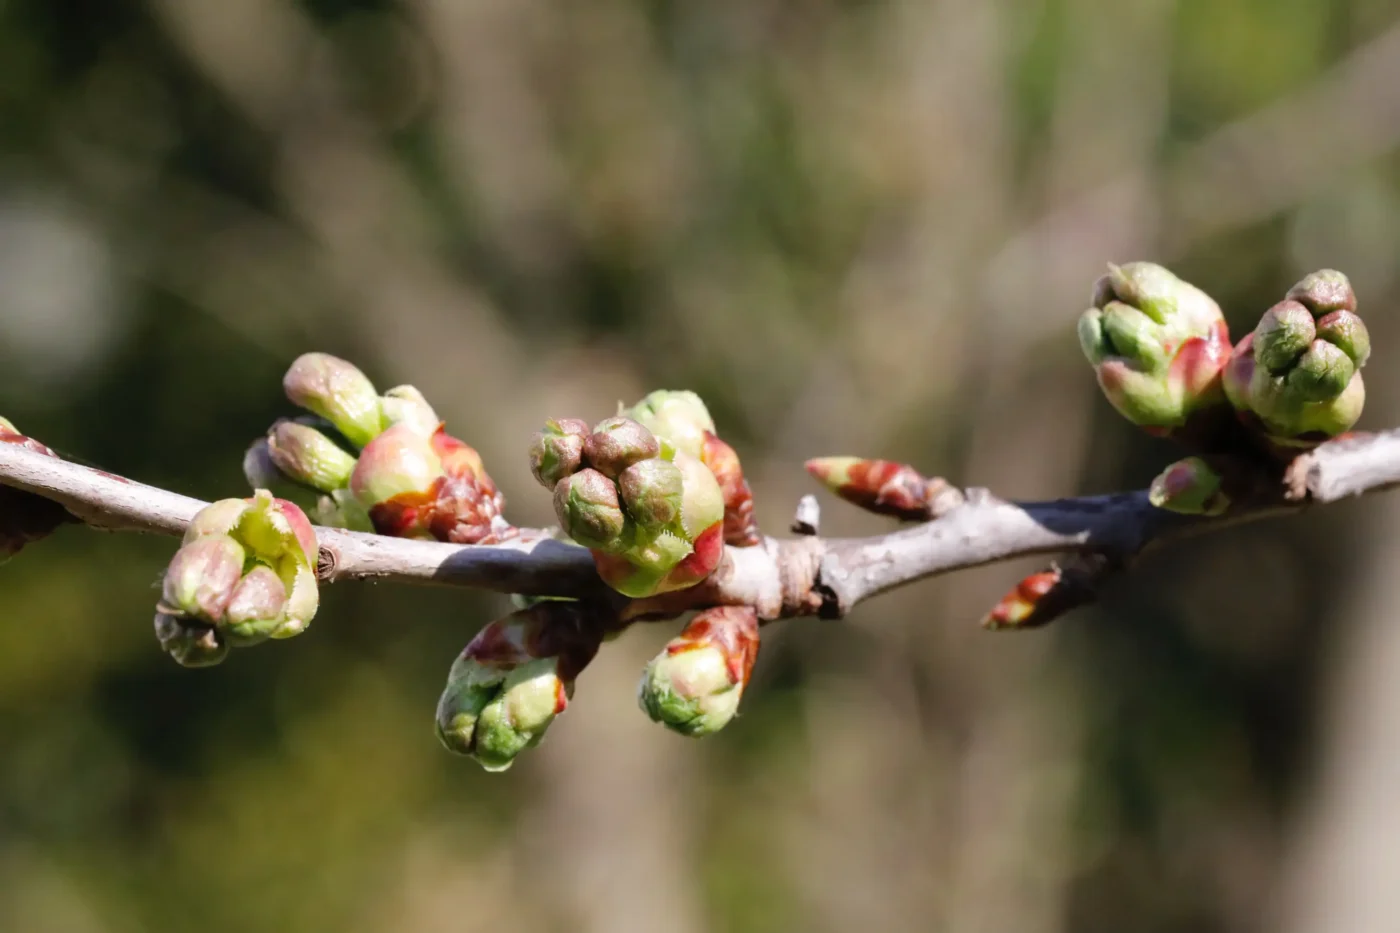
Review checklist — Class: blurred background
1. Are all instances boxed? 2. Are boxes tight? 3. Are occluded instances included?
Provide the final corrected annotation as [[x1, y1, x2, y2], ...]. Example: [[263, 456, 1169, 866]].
[[4, 0, 1400, 930]]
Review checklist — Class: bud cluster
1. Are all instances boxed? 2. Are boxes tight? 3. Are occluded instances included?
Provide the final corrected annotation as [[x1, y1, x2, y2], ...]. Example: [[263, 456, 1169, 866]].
[[154, 491, 320, 667], [1223, 271, 1369, 452], [249, 353, 507, 544], [435, 603, 605, 771], [638, 606, 760, 737], [529, 414, 726, 598], [0, 419, 72, 563]]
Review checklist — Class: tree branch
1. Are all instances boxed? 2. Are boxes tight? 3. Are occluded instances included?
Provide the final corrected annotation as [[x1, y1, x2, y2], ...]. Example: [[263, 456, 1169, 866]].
[[3, 430, 1398, 622]]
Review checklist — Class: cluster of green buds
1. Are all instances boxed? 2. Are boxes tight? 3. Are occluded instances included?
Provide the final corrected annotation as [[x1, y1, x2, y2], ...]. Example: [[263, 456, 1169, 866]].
[[624, 390, 760, 546], [805, 456, 962, 521], [435, 603, 604, 771], [246, 353, 507, 544], [0, 418, 72, 563], [638, 606, 760, 737], [529, 413, 726, 599], [154, 491, 319, 667], [1078, 262, 1233, 436], [1223, 271, 1369, 452]]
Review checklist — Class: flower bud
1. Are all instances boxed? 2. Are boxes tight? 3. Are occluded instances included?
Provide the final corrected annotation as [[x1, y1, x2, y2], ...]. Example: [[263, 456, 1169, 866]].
[[379, 385, 440, 436], [221, 564, 291, 646], [638, 607, 759, 737], [283, 352, 384, 448], [1287, 269, 1356, 315], [699, 433, 760, 546], [162, 534, 247, 623], [349, 424, 444, 529], [626, 390, 716, 460], [154, 612, 229, 668], [435, 605, 603, 771], [618, 458, 684, 531], [805, 457, 960, 521], [528, 418, 590, 489], [553, 468, 626, 549], [582, 417, 659, 478], [1078, 262, 1231, 433], [1148, 457, 1229, 516], [1223, 271, 1370, 449], [266, 420, 357, 492]]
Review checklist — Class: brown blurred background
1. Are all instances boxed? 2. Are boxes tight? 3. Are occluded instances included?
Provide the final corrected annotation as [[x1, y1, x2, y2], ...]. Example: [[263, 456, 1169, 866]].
[[4, 1, 1400, 930]]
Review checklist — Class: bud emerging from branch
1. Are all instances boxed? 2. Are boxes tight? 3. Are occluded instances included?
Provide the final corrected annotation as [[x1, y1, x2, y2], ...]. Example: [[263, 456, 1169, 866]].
[[1149, 457, 1229, 516], [0, 425, 73, 563], [981, 555, 1110, 630], [1223, 271, 1369, 451], [155, 492, 320, 661], [435, 603, 604, 771], [283, 353, 384, 448], [638, 606, 760, 737], [805, 457, 962, 521], [1078, 262, 1232, 433]]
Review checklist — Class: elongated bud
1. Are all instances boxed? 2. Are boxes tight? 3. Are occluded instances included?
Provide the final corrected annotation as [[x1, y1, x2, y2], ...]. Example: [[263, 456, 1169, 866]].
[[1079, 262, 1232, 433], [154, 612, 229, 668], [805, 457, 962, 521], [283, 352, 383, 448], [162, 534, 247, 623], [435, 604, 603, 771], [553, 468, 626, 549], [528, 418, 590, 489], [639, 607, 759, 737], [266, 420, 357, 492], [700, 433, 760, 546], [379, 385, 440, 436], [626, 390, 716, 460], [583, 417, 660, 478], [1149, 457, 1229, 516]]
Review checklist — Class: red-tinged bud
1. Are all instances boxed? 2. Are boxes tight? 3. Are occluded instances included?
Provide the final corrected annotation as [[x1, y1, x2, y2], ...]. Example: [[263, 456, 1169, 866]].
[[350, 424, 445, 538], [222, 565, 290, 646], [805, 457, 959, 521], [618, 458, 685, 531], [0, 429, 73, 563], [981, 560, 1105, 631], [283, 352, 384, 448], [1287, 269, 1356, 315], [582, 417, 659, 479], [700, 432, 760, 546], [161, 534, 247, 623], [528, 418, 590, 489], [638, 606, 760, 737], [1149, 457, 1229, 516]]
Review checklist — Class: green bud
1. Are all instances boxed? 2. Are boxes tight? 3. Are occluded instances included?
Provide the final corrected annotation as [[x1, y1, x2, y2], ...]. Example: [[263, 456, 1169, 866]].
[[380, 385, 441, 436], [283, 352, 384, 448], [272, 565, 320, 639], [1100, 302, 1170, 371], [1148, 457, 1229, 516], [674, 451, 725, 540], [528, 418, 590, 489], [182, 498, 250, 544], [639, 645, 743, 737], [582, 417, 660, 479], [349, 424, 444, 507], [1286, 269, 1356, 315], [1253, 301, 1316, 373], [1286, 341, 1356, 403], [267, 421, 357, 492], [313, 488, 375, 532], [154, 612, 229, 668], [471, 659, 568, 772], [626, 390, 716, 460], [618, 458, 685, 531], [553, 468, 626, 549], [162, 534, 246, 623], [221, 565, 289, 646], [1316, 311, 1371, 367]]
